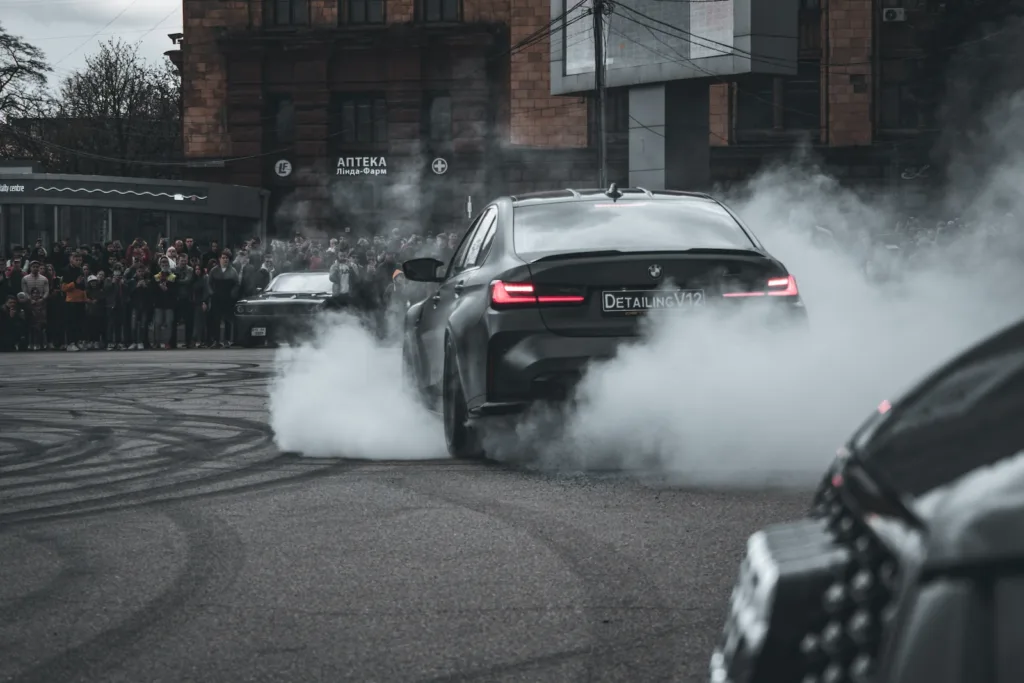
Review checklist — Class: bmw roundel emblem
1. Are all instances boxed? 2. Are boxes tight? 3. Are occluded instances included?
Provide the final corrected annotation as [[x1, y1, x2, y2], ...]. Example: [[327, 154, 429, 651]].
[[648, 264, 662, 278]]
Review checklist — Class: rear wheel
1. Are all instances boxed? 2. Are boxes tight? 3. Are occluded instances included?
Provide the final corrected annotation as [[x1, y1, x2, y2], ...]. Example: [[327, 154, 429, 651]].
[[443, 343, 483, 460]]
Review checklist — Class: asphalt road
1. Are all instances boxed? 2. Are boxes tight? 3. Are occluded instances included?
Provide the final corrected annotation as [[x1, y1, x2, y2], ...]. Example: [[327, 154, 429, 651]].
[[0, 350, 809, 683]]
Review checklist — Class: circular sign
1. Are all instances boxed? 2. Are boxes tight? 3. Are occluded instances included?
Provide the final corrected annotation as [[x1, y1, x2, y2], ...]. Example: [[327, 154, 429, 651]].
[[431, 158, 448, 175], [274, 160, 293, 177]]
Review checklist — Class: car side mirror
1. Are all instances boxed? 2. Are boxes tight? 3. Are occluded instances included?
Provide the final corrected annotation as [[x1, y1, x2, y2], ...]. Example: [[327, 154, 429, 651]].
[[402, 257, 446, 283], [256, 287, 264, 293]]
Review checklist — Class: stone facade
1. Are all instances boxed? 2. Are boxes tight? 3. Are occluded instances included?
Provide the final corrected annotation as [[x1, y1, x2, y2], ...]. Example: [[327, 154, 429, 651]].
[[826, 0, 873, 146], [181, 0, 589, 168], [709, 84, 730, 146]]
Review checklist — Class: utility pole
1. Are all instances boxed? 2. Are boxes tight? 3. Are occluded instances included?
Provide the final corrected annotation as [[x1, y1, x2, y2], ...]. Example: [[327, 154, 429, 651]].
[[593, 0, 608, 188]]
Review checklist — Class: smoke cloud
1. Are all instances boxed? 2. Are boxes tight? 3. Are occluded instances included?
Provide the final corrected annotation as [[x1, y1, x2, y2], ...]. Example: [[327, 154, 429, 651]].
[[269, 23, 1024, 485], [269, 312, 445, 459]]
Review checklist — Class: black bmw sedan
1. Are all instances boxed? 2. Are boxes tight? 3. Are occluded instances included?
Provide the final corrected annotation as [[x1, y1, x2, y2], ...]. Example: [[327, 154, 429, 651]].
[[234, 272, 334, 346]]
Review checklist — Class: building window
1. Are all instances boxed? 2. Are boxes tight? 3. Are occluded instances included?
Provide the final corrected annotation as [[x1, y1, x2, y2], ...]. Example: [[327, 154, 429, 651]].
[[783, 61, 821, 131], [423, 93, 452, 142], [421, 0, 460, 22], [268, 96, 295, 146], [266, 0, 309, 26], [880, 84, 921, 129], [735, 77, 776, 133], [343, 0, 385, 24], [331, 93, 388, 145]]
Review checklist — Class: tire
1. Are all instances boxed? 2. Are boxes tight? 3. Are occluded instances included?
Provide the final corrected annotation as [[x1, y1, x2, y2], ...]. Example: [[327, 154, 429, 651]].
[[442, 342, 483, 460]]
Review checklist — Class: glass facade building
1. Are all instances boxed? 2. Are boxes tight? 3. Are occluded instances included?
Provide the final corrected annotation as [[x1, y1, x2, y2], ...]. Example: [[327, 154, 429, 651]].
[[0, 172, 268, 254]]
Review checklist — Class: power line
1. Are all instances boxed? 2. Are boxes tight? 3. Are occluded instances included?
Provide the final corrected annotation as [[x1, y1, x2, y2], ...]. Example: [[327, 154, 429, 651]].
[[614, 1, 1015, 73], [52, 0, 142, 67]]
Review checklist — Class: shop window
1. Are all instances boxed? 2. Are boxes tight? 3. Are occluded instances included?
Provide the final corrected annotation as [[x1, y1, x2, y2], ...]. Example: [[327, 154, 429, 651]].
[[170, 213, 223, 251], [57, 206, 109, 247], [112, 209, 167, 249]]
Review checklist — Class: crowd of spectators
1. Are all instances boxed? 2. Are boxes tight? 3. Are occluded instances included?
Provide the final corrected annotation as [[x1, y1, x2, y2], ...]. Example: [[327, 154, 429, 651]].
[[0, 229, 461, 352]]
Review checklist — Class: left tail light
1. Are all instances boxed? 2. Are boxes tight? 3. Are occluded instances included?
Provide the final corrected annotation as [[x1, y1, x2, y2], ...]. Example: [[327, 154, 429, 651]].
[[723, 275, 800, 298], [490, 280, 586, 308]]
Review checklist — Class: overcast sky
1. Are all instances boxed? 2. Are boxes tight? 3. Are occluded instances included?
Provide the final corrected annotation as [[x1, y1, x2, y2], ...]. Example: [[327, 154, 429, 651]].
[[3, 0, 182, 85]]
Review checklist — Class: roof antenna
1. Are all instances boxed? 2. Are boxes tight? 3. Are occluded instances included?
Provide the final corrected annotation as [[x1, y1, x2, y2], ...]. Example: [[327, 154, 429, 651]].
[[606, 183, 622, 201]]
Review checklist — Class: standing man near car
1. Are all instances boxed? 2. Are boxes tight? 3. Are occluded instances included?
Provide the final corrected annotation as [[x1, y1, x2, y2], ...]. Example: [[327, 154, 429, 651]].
[[205, 252, 239, 348]]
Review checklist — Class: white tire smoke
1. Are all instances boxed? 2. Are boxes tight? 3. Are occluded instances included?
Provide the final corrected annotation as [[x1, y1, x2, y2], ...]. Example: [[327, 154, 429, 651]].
[[269, 312, 445, 459]]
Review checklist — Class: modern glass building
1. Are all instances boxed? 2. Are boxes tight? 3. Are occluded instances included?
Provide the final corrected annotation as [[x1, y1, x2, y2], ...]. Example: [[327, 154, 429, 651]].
[[0, 165, 269, 254]]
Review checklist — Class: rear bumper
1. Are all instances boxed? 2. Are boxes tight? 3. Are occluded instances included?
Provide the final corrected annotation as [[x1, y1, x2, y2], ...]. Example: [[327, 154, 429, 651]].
[[472, 303, 808, 415], [484, 330, 626, 407], [235, 314, 316, 340]]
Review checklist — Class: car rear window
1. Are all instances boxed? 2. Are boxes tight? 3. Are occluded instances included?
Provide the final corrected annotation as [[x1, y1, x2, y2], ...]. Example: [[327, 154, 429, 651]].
[[512, 198, 756, 258], [267, 273, 332, 293]]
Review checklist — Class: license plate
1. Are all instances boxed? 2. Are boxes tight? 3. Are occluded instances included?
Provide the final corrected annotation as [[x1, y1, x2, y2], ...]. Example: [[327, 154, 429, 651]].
[[602, 289, 705, 315], [251, 327, 266, 337]]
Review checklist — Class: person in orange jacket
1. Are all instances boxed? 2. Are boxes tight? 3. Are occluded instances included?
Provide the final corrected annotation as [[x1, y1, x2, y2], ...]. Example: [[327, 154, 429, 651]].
[[61, 252, 88, 351]]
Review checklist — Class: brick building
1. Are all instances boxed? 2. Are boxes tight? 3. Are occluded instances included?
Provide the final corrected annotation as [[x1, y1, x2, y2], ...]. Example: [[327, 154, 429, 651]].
[[174, 0, 621, 236], [705, 0, 938, 199], [173, 0, 949, 237]]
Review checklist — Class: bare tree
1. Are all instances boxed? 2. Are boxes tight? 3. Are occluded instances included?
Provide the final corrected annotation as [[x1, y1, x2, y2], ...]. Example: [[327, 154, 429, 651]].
[[0, 21, 51, 158], [42, 39, 182, 177], [0, 21, 49, 120]]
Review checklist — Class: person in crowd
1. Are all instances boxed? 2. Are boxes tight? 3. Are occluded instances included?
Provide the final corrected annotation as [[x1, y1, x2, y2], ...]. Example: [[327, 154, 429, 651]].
[[6, 244, 26, 270], [171, 253, 194, 349], [5, 257, 24, 297], [202, 241, 222, 269], [84, 272, 107, 349], [190, 261, 209, 349], [28, 288, 47, 350], [152, 256, 178, 350], [254, 253, 276, 292], [105, 266, 129, 350], [46, 271, 64, 350], [21, 261, 48, 299], [61, 253, 88, 352], [329, 249, 355, 300], [128, 268, 154, 350], [1, 294, 27, 350], [206, 252, 239, 348], [28, 239, 47, 263], [46, 242, 68, 276]]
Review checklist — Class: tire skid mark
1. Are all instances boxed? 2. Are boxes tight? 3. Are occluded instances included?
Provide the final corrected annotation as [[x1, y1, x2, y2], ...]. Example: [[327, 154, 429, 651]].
[[5, 506, 247, 683], [0, 455, 177, 495], [0, 530, 96, 624], [390, 473, 684, 683], [1, 458, 364, 529], [0, 436, 117, 478]]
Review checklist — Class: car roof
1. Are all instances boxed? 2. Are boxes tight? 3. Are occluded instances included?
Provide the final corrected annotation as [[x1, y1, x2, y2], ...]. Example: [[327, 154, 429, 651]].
[[507, 187, 715, 207]]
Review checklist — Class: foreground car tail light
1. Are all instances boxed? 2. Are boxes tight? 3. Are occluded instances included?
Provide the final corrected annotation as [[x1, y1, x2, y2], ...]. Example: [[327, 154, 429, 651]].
[[490, 280, 585, 308], [723, 275, 800, 298]]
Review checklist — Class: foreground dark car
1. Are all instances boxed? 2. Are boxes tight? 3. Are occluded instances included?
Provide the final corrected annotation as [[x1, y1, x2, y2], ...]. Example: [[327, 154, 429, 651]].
[[711, 317, 1024, 683], [401, 186, 808, 459], [234, 272, 335, 346]]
